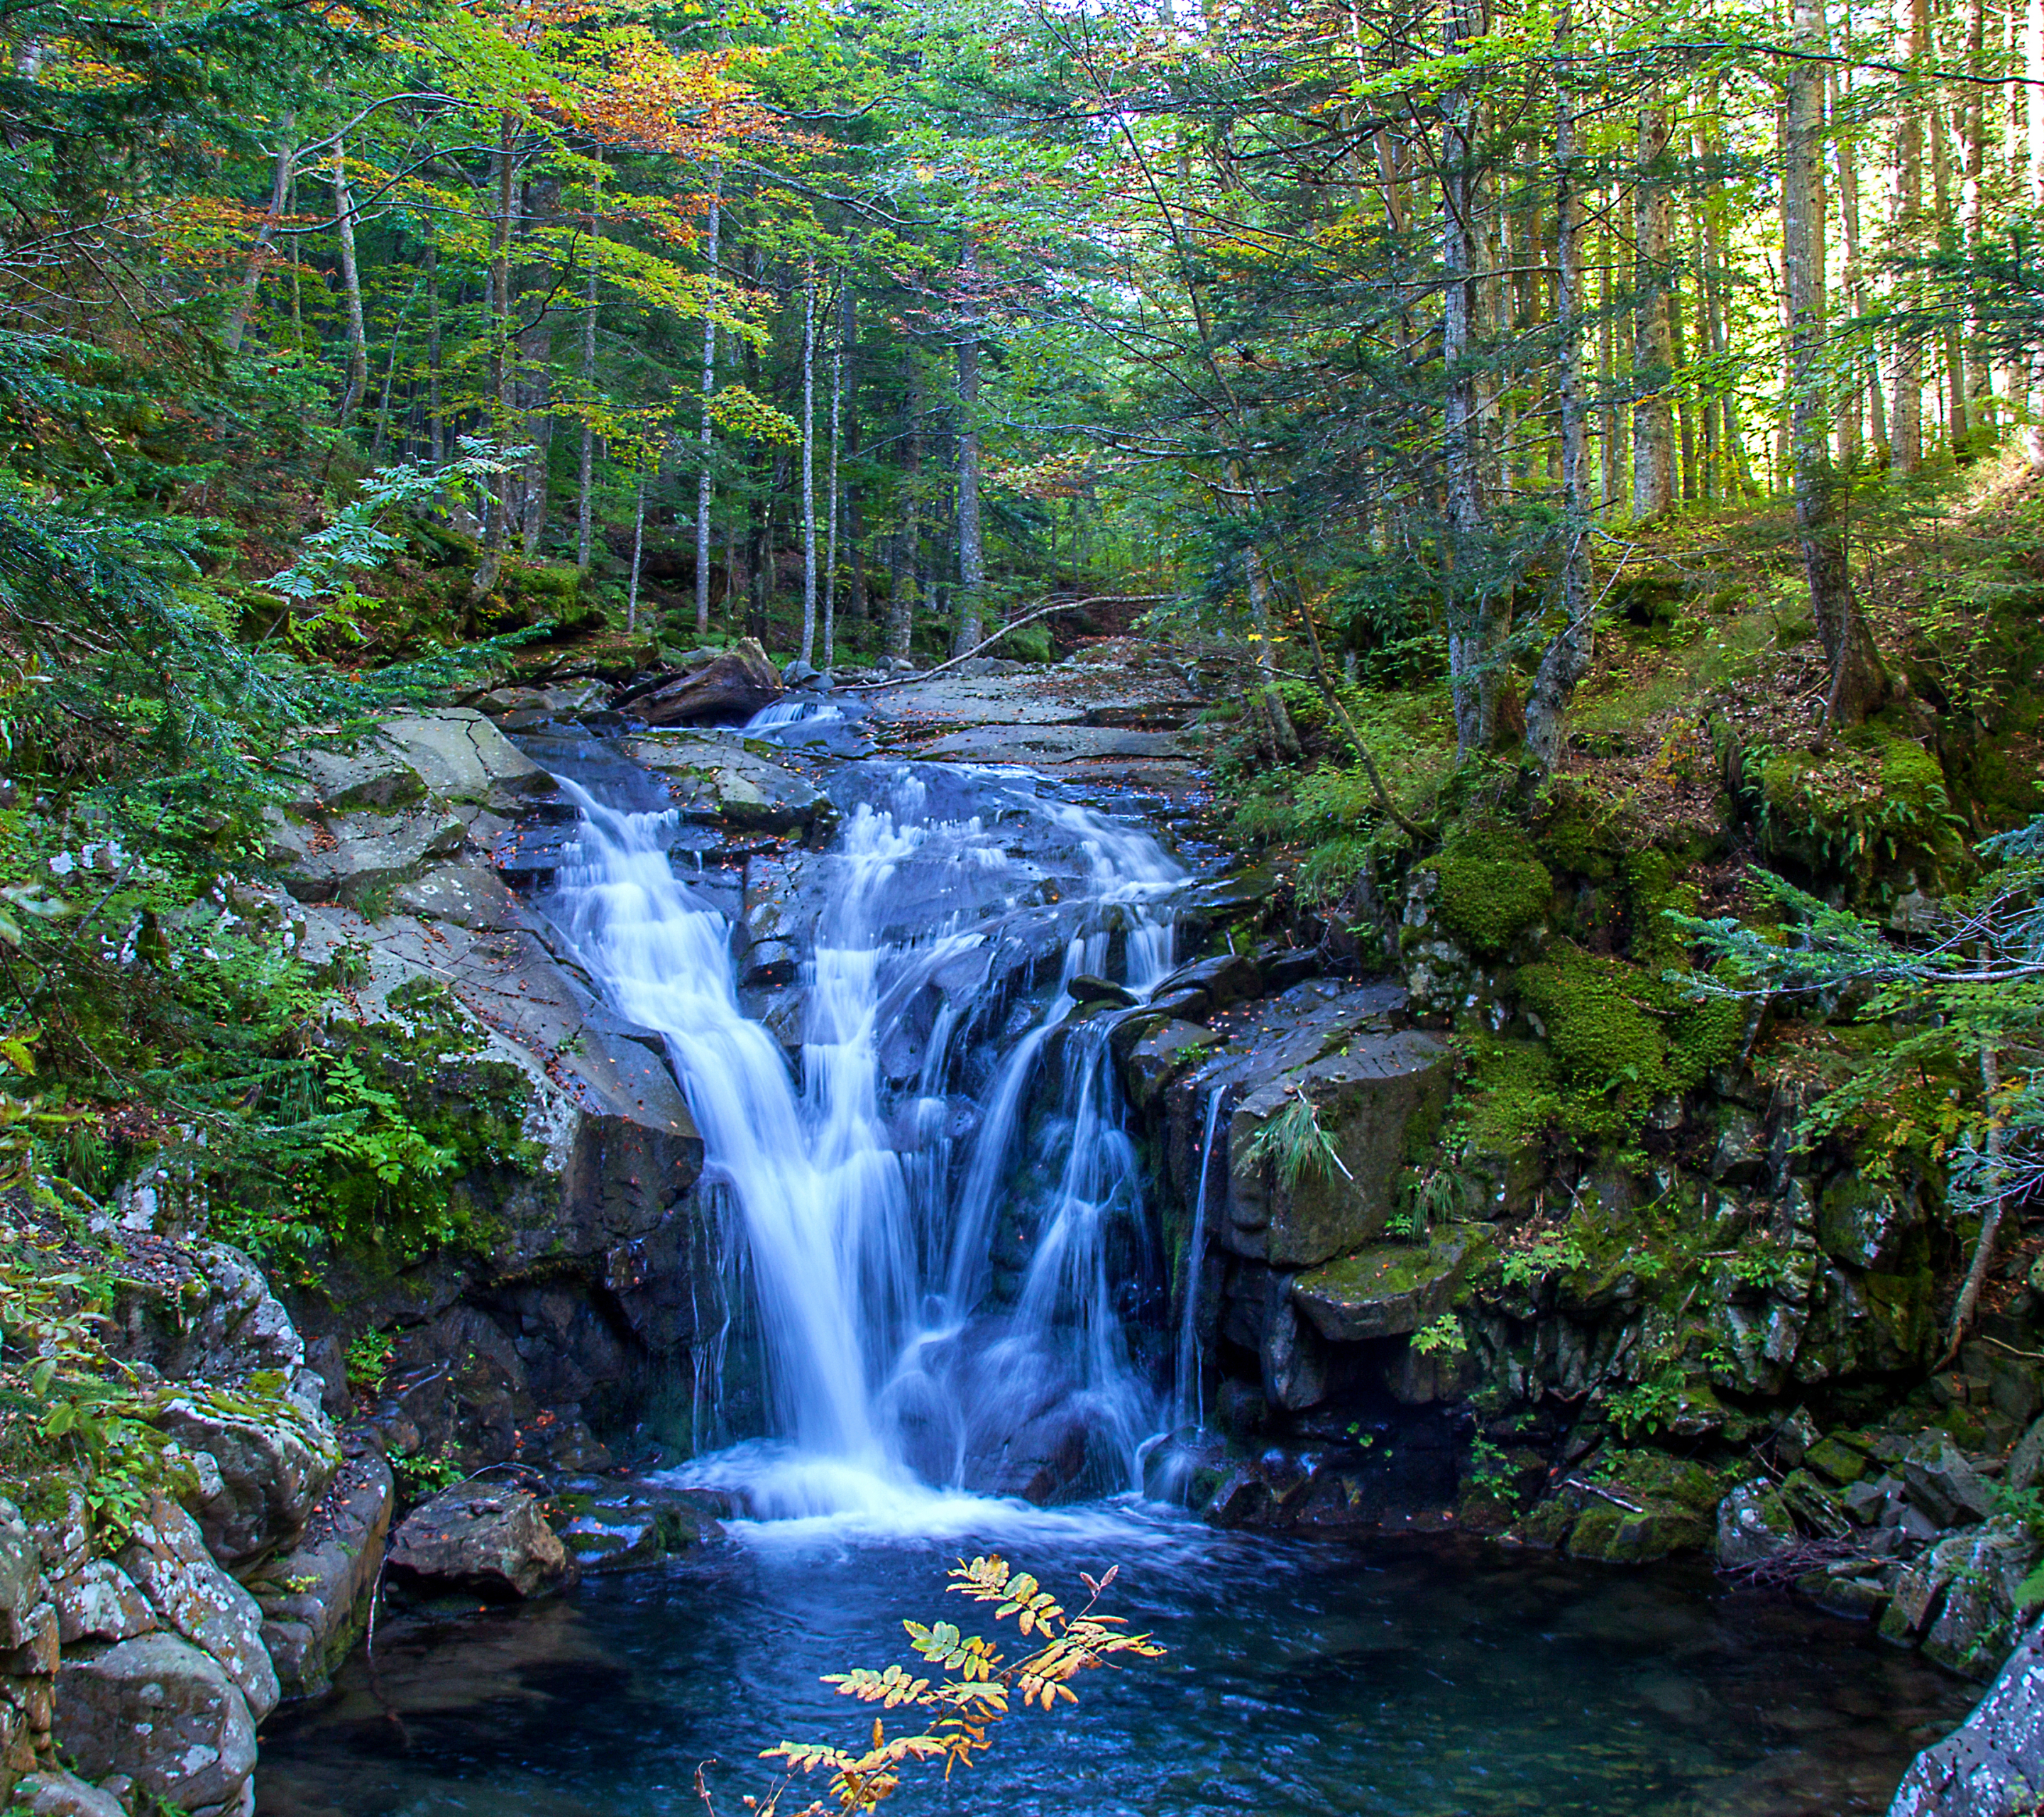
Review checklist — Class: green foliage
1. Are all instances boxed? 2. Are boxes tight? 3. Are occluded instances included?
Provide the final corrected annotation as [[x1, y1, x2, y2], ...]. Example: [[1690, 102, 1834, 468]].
[[1499, 1230, 1589, 1290], [1603, 1371, 1685, 1442], [1412, 1313, 1467, 1357], [1430, 826, 1554, 957], [1239, 1091, 1351, 1191], [346, 1330, 395, 1393], [1741, 723, 1963, 891]]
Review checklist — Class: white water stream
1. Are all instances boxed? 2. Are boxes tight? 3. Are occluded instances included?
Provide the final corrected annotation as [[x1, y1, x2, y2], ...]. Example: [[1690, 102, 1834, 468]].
[[544, 758, 1185, 1525]]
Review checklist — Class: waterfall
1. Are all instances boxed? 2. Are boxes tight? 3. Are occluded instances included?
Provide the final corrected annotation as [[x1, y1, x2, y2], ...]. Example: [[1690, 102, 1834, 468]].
[[542, 759, 1184, 1520], [1172, 1084, 1226, 1429]]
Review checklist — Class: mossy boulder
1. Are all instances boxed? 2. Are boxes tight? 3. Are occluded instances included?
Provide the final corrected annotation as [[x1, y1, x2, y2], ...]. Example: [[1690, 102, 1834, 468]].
[[1292, 1231, 1471, 1341], [1428, 825, 1554, 956]]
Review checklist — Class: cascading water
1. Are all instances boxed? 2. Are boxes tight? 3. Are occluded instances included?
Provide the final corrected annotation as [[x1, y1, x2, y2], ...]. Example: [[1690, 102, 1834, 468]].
[[542, 754, 1184, 1523]]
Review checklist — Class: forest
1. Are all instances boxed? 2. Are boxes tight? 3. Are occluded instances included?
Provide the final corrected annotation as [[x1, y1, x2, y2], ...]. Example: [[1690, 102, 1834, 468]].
[[11, 0, 2044, 1807]]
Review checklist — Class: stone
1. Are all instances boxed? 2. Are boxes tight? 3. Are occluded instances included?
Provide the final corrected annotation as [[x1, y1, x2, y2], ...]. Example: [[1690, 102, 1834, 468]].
[[116, 1495, 278, 1722], [1891, 1615, 2044, 1816], [148, 1384, 341, 1565], [633, 640, 784, 725], [1226, 1029, 1454, 1268], [1819, 1176, 1925, 1270], [11, 1768, 126, 1817], [1566, 1502, 1711, 1564], [0, 1498, 44, 1649], [244, 1451, 395, 1699], [1067, 974, 1137, 1009], [275, 740, 427, 814], [50, 1562, 156, 1645], [1885, 1530, 1977, 1645], [1714, 1482, 1797, 1569], [282, 804, 468, 907], [387, 1484, 576, 1600], [1292, 1234, 1469, 1342], [1804, 1435, 1872, 1486], [622, 730, 830, 834], [1923, 1522, 2042, 1681], [377, 710, 554, 810], [54, 1633, 256, 1813], [1797, 1571, 1891, 1621], [117, 1241, 302, 1386], [1903, 1435, 1997, 1529], [2011, 1415, 2044, 1492], [1121, 1019, 1219, 1110], [389, 862, 522, 930]]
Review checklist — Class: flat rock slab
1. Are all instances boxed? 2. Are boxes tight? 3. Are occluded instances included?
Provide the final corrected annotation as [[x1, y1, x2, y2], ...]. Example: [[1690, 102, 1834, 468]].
[[910, 725, 1192, 765], [1292, 1234, 1471, 1341], [620, 730, 832, 834], [380, 710, 554, 810]]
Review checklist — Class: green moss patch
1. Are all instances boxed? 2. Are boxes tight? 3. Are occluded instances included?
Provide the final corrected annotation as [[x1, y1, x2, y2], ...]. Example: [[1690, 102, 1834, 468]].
[[1431, 825, 1554, 955]]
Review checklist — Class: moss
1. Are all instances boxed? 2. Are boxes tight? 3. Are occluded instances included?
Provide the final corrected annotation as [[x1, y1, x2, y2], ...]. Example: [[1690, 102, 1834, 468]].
[[1430, 825, 1554, 955], [1745, 723, 1960, 896], [1519, 948, 1666, 1097]]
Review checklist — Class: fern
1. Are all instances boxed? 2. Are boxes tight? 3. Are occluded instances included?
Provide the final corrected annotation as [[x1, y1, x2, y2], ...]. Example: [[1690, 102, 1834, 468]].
[[1239, 1090, 1353, 1190]]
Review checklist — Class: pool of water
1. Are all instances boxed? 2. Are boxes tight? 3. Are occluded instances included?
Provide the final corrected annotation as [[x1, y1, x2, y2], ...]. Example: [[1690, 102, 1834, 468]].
[[257, 1505, 1975, 1817]]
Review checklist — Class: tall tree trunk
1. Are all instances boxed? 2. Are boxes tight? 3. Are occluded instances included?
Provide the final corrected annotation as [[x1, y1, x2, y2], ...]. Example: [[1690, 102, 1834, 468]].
[[842, 287, 867, 627], [515, 175, 554, 557], [825, 273, 842, 671], [1526, 8, 1593, 772], [1962, 0, 1997, 433], [578, 158, 601, 570], [1600, 216, 1620, 512], [471, 113, 517, 601], [886, 363, 923, 664], [426, 236, 444, 464], [1918, 0, 1972, 449], [695, 165, 722, 638], [1442, 0, 1505, 753], [953, 231, 985, 658], [1892, 0, 1926, 473], [1788, 0, 1887, 724], [1670, 261, 1696, 500], [800, 256, 818, 666], [1832, 67, 1889, 465], [226, 115, 294, 353], [331, 136, 369, 427], [627, 461, 646, 635], [1632, 106, 1677, 517]]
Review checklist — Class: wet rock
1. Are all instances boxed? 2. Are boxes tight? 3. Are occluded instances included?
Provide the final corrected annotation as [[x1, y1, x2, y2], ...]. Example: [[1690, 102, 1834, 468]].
[[1922, 1522, 2041, 1681], [1566, 1500, 1711, 1565], [1223, 1028, 1453, 1268], [622, 729, 830, 835], [1805, 1434, 1872, 1486], [1292, 1234, 1470, 1342], [1150, 953, 1263, 1016], [114, 1495, 278, 1721], [559, 1482, 723, 1572], [1884, 1530, 1978, 1646], [1797, 1568, 1892, 1622], [243, 1452, 395, 1700], [1260, 1290, 1331, 1412], [1121, 1019, 1219, 1110], [54, 1632, 256, 1813], [50, 1562, 155, 1645], [11, 1769, 125, 1817], [1903, 1435, 1996, 1529], [2010, 1415, 2044, 1492], [388, 1484, 576, 1600], [276, 740, 427, 814], [283, 804, 468, 907], [1890, 1614, 2044, 1816], [634, 640, 784, 725], [1820, 1177, 1926, 1271], [1715, 1481, 1797, 1569]]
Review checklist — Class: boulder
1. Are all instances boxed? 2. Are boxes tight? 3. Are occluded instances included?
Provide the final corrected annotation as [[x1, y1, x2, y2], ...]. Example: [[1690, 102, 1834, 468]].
[[387, 1484, 576, 1600], [148, 1383, 340, 1566], [1903, 1435, 1996, 1529], [116, 1241, 302, 1387], [1922, 1521, 2042, 1681], [377, 710, 554, 811], [1292, 1234, 1469, 1343], [275, 740, 427, 814], [282, 805, 468, 907], [2011, 1414, 2044, 1492], [1120, 1020, 1219, 1110], [50, 1561, 156, 1645], [243, 1452, 395, 1699], [54, 1633, 256, 1813], [634, 640, 784, 726], [1891, 1615, 2044, 1816], [11, 1769, 126, 1817], [0, 1498, 45, 1649], [1224, 1029, 1454, 1269], [620, 730, 830, 835], [115, 1495, 278, 1721], [1714, 1481, 1797, 1569]]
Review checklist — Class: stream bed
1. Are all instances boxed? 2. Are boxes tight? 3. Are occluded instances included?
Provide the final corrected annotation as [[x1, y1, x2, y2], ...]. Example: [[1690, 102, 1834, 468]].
[[256, 1506, 1974, 1817]]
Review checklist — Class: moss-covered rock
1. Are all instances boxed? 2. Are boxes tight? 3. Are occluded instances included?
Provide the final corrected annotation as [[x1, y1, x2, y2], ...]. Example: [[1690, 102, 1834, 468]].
[[1292, 1231, 1473, 1341], [1429, 825, 1554, 956]]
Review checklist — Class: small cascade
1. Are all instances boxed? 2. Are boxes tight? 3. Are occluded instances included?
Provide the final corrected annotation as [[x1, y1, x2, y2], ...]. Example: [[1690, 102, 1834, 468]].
[[541, 757, 1185, 1522], [1172, 1084, 1227, 1429]]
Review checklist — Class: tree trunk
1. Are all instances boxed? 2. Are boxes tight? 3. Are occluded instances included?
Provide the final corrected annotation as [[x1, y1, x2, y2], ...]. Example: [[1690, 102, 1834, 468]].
[[1918, 0, 1972, 450], [627, 462, 646, 636], [1526, 8, 1594, 772], [1632, 106, 1676, 518], [1441, 0, 1505, 753], [426, 236, 444, 464], [842, 287, 867, 627], [886, 363, 923, 664], [695, 166, 722, 638], [331, 136, 369, 427], [953, 231, 985, 659], [1893, 0, 1926, 474], [825, 274, 842, 671], [515, 175, 554, 558], [226, 114, 294, 354], [1962, 0, 1997, 434], [799, 257, 818, 665], [1599, 219, 1620, 512], [1787, 0, 1886, 725], [578, 159, 601, 570], [471, 113, 517, 601]]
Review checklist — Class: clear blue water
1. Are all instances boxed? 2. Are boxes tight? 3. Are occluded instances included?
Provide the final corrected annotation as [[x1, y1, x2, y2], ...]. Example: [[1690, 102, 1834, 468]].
[[256, 1506, 1975, 1817]]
